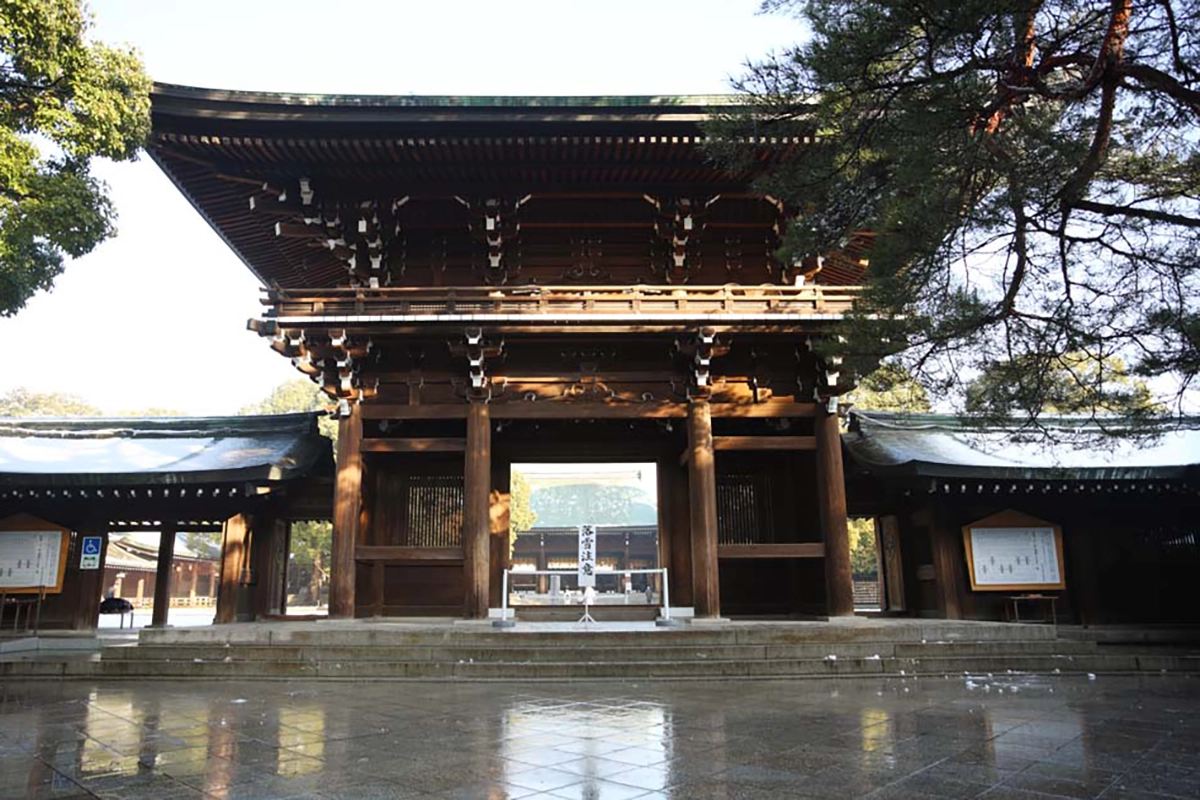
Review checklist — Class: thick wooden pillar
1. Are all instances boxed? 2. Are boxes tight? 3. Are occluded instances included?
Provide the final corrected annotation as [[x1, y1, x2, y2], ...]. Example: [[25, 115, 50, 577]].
[[70, 523, 108, 630], [463, 402, 491, 618], [331, 405, 363, 619], [215, 514, 248, 624], [816, 408, 855, 616], [150, 520, 177, 627], [488, 462, 511, 609], [687, 400, 720, 618]]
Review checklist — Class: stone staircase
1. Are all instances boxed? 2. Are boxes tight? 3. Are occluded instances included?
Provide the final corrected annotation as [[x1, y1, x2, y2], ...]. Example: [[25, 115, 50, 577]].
[[6, 619, 1195, 681]]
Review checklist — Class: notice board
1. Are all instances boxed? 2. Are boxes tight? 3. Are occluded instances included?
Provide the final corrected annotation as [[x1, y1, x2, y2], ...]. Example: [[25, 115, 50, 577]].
[[962, 510, 1065, 592], [0, 514, 71, 594]]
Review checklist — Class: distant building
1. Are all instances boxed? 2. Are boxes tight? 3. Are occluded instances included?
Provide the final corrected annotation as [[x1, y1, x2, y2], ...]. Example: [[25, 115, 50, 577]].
[[104, 532, 220, 608]]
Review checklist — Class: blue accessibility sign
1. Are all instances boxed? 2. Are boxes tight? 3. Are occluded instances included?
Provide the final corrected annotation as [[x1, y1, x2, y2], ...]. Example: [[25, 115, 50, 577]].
[[82, 537, 102, 555]]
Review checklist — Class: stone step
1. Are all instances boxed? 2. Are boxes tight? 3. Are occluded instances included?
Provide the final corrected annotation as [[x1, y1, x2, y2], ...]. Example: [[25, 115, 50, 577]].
[[135, 620, 1060, 648], [514, 606, 661, 622], [101, 639, 1098, 664], [74, 652, 1200, 680]]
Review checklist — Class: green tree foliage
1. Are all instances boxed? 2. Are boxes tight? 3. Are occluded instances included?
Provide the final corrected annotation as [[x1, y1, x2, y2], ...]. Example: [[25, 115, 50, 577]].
[[0, 0, 151, 315], [716, 0, 1199, 421], [530, 484, 657, 528], [0, 386, 190, 417], [509, 470, 538, 542], [966, 352, 1159, 416], [0, 386, 99, 415], [847, 517, 879, 578], [286, 520, 331, 608], [239, 378, 336, 440], [239, 379, 336, 607], [850, 364, 932, 412]]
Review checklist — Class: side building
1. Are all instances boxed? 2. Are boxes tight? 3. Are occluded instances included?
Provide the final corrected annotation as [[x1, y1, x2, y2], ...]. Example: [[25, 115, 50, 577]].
[[845, 412, 1200, 626], [0, 414, 332, 629]]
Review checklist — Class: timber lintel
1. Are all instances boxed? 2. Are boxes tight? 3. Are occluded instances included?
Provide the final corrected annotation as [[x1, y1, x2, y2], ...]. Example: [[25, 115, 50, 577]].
[[717, 543, 825, 559]]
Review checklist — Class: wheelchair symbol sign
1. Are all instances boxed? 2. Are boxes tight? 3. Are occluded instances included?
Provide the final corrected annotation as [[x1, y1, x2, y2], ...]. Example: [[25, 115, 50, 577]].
[[80, 536, 103, 569]]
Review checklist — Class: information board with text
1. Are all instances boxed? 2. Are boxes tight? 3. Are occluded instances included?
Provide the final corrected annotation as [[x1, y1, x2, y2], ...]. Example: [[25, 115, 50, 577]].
[[0, 530, 69, 593], [964, 526, 1065, 591]]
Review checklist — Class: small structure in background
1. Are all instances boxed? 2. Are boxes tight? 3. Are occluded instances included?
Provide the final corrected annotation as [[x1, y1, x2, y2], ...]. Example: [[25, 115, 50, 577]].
[[103, 532, 220, 610]]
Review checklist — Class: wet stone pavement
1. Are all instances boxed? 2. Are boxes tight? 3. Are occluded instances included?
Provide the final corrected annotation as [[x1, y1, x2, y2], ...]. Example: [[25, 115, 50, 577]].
[[0, 675, 1198, 799]]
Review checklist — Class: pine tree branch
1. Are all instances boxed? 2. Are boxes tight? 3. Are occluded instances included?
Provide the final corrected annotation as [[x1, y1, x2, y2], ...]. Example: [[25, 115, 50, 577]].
[[1116, 62, 1200, 114], [1070, 199, 1200, 228]]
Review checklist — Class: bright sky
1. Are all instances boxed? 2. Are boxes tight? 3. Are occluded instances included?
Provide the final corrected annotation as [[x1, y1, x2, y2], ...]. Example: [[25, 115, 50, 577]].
[[0, 1, 806, 416]]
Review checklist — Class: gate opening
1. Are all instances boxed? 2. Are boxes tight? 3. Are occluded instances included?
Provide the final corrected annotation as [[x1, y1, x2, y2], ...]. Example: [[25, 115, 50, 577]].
[[285, 520, 332, 616], [508, 462, 659, 607]]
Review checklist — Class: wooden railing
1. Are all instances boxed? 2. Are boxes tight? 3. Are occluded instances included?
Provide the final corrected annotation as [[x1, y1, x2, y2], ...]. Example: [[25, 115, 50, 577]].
[[263, 284, 863, 320]]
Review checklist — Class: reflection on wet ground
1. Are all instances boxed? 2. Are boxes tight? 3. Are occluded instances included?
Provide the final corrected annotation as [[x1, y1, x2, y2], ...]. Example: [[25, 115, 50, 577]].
[[0, 674, 1197, 799]]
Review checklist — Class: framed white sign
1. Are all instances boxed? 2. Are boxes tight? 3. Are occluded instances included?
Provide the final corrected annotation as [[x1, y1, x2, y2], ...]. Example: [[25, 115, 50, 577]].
[[0, 530, 69, 593], [577, 524, 597, 588], [962, 511, 1066, 591]]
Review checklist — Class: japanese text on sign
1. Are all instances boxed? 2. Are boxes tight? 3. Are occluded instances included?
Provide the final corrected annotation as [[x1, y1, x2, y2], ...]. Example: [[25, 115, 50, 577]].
[[577, 524, 597, 588]]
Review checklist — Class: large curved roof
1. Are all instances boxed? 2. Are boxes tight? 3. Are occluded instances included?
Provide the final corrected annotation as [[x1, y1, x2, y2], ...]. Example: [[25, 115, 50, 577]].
[[147, 83, 834, 288]]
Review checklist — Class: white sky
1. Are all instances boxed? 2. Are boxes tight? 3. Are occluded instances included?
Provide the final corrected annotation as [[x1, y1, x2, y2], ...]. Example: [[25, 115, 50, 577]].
[[0, 1, 806, 415]]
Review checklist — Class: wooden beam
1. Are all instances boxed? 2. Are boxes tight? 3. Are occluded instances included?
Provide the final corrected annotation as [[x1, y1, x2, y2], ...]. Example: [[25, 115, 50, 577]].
[[356, 546, 463, 562], [463, 402, 491, 619], [330, 405, 363, 619], [718, 543, 825, 559], [360, 437, 466, 453], [815, 409, 854, 617], [687, 400, 721, 618], [358, 400, 817, 422], [361, 404, 468, 420], [150, 520, 177, 627], [713, 435, 816, 451]]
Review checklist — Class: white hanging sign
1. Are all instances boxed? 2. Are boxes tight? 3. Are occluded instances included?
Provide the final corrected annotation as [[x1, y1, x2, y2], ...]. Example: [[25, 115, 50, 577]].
[[577, 524, 597, 588]]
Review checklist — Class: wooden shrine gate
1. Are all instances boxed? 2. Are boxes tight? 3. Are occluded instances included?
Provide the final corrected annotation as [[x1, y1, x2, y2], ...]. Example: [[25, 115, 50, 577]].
[[148, 85, 872, 621]]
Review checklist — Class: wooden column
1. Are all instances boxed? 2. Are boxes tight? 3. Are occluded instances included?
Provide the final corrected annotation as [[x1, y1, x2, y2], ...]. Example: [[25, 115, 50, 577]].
[[251, 518, 288, 619], [816, 408, 855, 616], [488, 461, 511, 609], [463, 402, 491, 618], [331, 404, 363, 619], [687, 400, 720, 618], [150, 520, 177, 627], [70, 523, 108, 630], [536, 542, 548, 594], [878, 515, 906, 612], [215, 514, 249, 624], [930, 507, 965, 619]]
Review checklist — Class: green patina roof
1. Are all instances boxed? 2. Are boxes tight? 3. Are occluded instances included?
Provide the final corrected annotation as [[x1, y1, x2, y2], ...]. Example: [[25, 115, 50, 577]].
[[845, 411, 1200, 482]]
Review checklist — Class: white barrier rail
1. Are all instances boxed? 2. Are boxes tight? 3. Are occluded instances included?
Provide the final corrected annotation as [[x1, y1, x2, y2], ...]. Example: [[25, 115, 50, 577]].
[[498, 567, 671, 627]]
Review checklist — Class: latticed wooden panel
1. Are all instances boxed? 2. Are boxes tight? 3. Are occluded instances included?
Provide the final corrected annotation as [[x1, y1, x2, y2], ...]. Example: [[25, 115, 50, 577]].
[[405, 475, 463, 548], [716, 473, 775, 545]]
